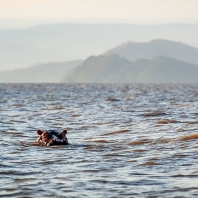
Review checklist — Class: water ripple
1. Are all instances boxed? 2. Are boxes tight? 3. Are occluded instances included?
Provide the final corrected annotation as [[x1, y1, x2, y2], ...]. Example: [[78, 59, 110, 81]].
[[1, 83, 198, 197]]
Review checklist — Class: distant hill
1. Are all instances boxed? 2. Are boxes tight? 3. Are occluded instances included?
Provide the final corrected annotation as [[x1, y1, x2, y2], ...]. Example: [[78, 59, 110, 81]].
[[0, 60, 82, 83], [0, 23, 198, 70], [63, 55, 198, 83], [105, 39, 198, 65], [63, 55, 131, 83]]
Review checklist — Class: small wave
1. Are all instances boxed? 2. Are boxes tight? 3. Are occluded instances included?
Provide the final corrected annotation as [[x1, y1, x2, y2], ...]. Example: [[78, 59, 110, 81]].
[[123, 96, 131, 101], [48, 105, 63, 110], [133, 149, 148, 152], [141, 110, 166, 117], [8, 120, 27, 123], [9, 114, 20, 117], [151, 138, 175, 145], [186, 121, 198, 125], [129, 139, 150, 145], [104, 153, 121, 157], [3, 131, 24, 136], [85, 139, 110, 143], [193, 92, 198, 97], [101, 129, 130, 136], [172, 174, 185, 177], [83, 169, 101, 173], [139, 161, 159, 166], [106, 97, 120, 102], [172, 153, 188, 158], [180, 134, 198, 141], [172, 174, 198, 178], [175, 104, 190, 108], [81, 125, 91, 129], [71, 114, 81, 117], [157, 119, 178, 124], [14, 178, 36, 182]]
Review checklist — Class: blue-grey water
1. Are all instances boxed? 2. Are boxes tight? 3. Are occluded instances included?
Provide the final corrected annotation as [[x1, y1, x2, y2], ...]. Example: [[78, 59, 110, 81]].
[[1, 83, 198, 198]]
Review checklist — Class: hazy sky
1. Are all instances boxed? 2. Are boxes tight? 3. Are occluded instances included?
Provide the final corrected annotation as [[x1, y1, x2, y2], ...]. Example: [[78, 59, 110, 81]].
[[0, 0, 198, 29]]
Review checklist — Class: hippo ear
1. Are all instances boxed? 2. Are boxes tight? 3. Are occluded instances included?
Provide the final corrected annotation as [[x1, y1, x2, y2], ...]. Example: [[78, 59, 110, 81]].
[[62, 129, 67, 134], [37, 130, 43, 135]]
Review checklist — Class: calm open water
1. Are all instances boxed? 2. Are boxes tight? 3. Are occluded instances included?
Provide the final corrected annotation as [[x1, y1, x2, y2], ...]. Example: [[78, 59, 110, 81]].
[[1, 83, 198, 198]]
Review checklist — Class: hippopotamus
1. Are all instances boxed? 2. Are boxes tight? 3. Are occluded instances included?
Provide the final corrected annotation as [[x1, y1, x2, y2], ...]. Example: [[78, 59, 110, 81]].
[[37, 129, 68, 146]]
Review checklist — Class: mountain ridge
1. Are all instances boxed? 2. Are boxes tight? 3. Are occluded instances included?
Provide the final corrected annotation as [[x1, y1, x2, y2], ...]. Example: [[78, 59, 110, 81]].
[[1, 39, 198, 83], [105, 39, 198, 65], [1, 23, 198, 70], [0, 60, 82, 83], [63, 55, 198, 83]]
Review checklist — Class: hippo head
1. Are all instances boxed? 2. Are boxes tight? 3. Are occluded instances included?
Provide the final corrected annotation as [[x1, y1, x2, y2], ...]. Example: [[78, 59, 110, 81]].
[[37, 130, 50, 142]]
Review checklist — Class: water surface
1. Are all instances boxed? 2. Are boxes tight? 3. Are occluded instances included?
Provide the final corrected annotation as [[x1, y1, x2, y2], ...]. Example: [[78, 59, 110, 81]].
[[1, 83, 198, 197]]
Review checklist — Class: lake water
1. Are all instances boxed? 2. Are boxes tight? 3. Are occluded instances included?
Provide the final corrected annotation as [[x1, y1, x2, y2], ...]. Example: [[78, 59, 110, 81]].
[[1, 83, 198, 197]]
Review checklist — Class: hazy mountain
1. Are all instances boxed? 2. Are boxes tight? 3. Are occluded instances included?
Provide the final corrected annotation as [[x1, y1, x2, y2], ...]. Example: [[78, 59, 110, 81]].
[[0, 60, 82, 83], [63, 55, 198, 83], [63, 55, 131, 83], [0, 23, 198, 71], [105, 39, 198, 65], [136, 57, 198, 83]]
